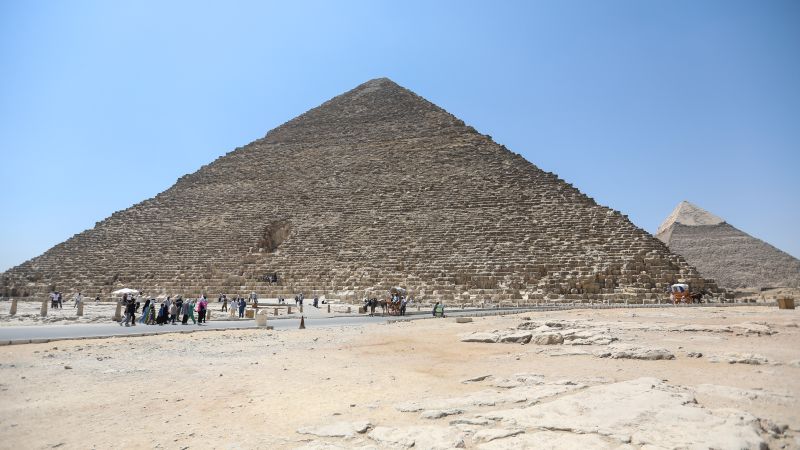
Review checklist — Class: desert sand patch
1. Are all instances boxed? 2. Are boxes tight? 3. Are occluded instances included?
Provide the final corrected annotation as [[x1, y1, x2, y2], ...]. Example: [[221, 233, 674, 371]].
[[0, 306, 798, 449]]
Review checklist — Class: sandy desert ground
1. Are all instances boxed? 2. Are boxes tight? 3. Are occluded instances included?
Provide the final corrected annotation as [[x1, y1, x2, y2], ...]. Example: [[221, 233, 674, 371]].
[[0, 305, 798, 449]]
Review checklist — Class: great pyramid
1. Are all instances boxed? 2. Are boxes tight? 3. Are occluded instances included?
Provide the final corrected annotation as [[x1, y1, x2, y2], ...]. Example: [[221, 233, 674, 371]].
[[656, 201, 800, 290], [2, 78, 717, 303]]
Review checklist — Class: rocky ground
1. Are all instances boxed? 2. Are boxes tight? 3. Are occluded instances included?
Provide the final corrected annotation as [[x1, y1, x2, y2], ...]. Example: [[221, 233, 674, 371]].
[[0, 305, 798, 449]]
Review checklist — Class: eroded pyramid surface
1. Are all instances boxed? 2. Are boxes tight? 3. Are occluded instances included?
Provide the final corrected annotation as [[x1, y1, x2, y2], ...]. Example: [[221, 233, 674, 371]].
[[657, 201, 800, 290], [2, 78, 715, 302]]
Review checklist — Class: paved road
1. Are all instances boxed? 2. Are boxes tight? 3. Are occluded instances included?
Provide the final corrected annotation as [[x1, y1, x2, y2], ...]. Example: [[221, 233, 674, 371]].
[[0, 314, 403, 344], [0, 302, 769, 344]]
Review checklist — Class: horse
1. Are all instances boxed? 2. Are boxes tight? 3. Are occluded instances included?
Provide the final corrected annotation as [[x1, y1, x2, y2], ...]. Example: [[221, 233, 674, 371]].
[[365, 298, 381, 316], [372, 298, 388, 316], [690, 289, 712, 303]]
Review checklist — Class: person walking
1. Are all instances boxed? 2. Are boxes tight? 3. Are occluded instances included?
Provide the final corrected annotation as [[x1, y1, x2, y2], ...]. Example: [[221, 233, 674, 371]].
[[229, 298, 237, 317], [147, 302, 157, 324], [156, 303, 167, 325], [169, 302, 178, 324], [181, 301, 190, 324], [188, 299, 197, 324], [139, 299, 151, 324], [73, 292, 83, 308], [119, 294, 129, 326], [238, 298, 246, 318], [128, 297, 136, 326], [120, 295, 136, 326], [197, 297, 208, 324], [221, 296, 228, 312], [400, 297, 407, 316]]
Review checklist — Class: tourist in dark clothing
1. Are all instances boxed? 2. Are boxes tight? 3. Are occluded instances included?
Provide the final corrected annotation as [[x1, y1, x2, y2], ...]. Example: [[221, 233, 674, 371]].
[[238, 298, 246, 318], [156, 304, 167, 325], [126, 298, 136, 326], [181, 301, 190, 324]]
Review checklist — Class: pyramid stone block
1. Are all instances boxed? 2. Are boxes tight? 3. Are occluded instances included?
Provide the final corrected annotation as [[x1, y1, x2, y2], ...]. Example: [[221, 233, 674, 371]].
[[2, 79, 716, 302]]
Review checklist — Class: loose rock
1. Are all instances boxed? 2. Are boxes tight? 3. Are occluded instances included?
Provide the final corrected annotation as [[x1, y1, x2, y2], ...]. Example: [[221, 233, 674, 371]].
[[530, 333, 563, 345], [594, 344, 675, 360], [460, 332, 499, 343]]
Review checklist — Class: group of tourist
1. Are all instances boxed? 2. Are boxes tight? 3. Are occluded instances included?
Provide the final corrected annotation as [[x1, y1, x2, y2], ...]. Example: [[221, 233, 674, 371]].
[[218, 294, 249, 317], [48, 291, 64, 308], [47, 291, 103, 310], [115, 292, 256, 326]]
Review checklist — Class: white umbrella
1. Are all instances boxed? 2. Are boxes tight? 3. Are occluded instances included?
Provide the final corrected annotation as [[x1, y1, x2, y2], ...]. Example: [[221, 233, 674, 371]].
[[112, 288, 140, 295]]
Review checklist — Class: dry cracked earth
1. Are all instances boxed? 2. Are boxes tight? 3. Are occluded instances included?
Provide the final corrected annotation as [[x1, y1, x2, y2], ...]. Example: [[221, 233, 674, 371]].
[[0, 306, 798, 449]]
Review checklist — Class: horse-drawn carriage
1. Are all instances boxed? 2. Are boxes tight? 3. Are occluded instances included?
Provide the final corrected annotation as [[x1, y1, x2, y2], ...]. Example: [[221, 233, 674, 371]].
[[670, 284, 711, 304], [363, 287, 409, 316], [670, 283, 691, 304], [386, 286, 407, 316]]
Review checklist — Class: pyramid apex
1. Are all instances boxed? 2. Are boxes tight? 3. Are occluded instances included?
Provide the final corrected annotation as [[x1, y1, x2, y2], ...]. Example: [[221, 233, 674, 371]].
[[657, 201, 725, 235], [358, 77, 401, 90], [364, 77, 395, 84]]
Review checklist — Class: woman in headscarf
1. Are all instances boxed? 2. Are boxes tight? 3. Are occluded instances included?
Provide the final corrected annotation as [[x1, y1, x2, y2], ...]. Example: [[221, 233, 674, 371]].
[[147, 302, 157, 324], [156, 303, 167, 325], [139, 299, 151, 324], [188, 299, 197, 324], [197, 296, 208, 324]]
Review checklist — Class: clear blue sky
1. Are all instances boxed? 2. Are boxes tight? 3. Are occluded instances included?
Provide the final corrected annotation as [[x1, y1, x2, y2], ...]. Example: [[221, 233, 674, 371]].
[[1, 0, 798, 272]]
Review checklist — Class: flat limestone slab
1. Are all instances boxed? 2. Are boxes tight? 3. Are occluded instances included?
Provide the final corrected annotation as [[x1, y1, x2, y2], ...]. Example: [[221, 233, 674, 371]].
[[480, 377, 765, 449]]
